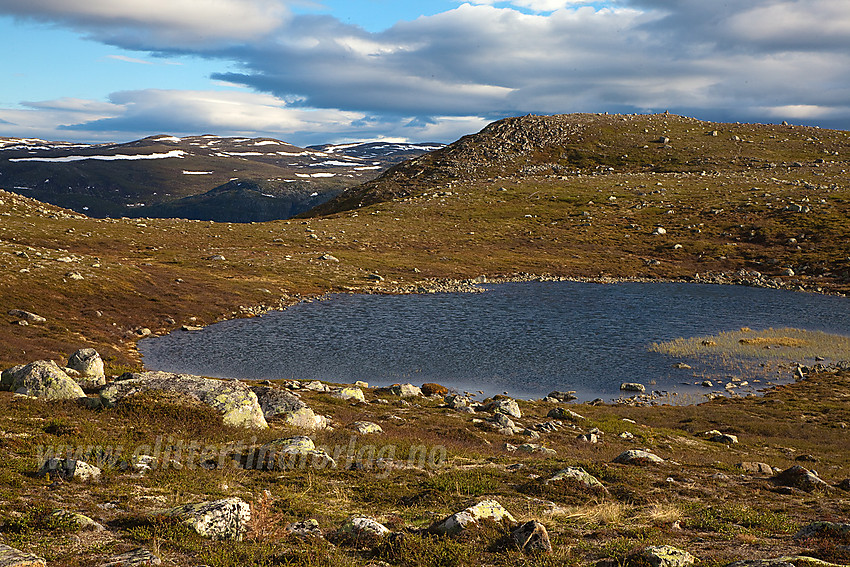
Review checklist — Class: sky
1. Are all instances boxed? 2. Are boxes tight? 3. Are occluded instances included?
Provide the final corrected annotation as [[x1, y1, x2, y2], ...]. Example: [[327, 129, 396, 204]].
[[0, 0, 849, 147]]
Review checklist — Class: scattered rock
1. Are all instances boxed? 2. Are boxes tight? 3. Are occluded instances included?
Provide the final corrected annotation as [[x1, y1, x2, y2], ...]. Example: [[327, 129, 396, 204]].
[[302, 380, 327, 392], [547, 390, 577, 402], [37, 458, 101, 481], [251, 436, 337, 470], [1, 360, 85, 400], [7, 309, 46, 324], [319, 254, 339, 262], [333, 386, 366, 403], [336, 516, 390, 541], [251, 386, 327, 430], [98, 547, 162, 566], [350, 421, 383, 435], [613, 449, 664, 465], [66, 348, 105, 389], [0, 543, 46, 566], [49, 509, 105, 531], [390, 383, 422, 397], [737, 462, 773, 475], [653, 227, 667, 235], [577, 433, 599, 443], [430, 499, 516, 536], [517, 443, 556, 455], [547, 467, 607, 492], [772, 465, 831, 492], [511, 520, 552, 554], [547, 407, 584, 420], [793, 521, 850, 539], [482, 397, 521, 418], [709, 434, 739, 444], [285, 519, 323, 539], [637, 545, 695, 567], [421, 383, 449, 397], [160, 497, 251, 541], [620, 382, 646, 393], [100, 371, 268, 429]]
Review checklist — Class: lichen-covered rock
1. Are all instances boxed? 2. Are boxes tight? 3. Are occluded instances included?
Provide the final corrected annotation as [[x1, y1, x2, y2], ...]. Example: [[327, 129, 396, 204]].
[[737, 462, 773, 475], [50, 509, 105, 531], [511, 520, 552, 554], [7, 309, 46, 324], [251, 386, 328, 430], [390, 383, 422, 397], [1, 360, 85, 400], [350, 421, 383, 435], [160, 497, 250, 541], [100, 371, 267, 429], [0, 543, 46, 566], [332, 386, 366, 403], [620, 382, 646, 393], [445, 394, 472, 409], [710, 433, 739, 444], [37, 458, 101, 481], [638, 545, 695, 567], [517, 443, 556, 455], [250, 436, 337, 470], [98, 547, 162, 566], [337, 516, 390, 539], [286, 519, 323, 539], [66, 348, 105, 389], [430, 499, 516, 535], [547, 467, 607, 492], [613, 449, 664, 465], [772, 465, 830, 492], [482, 398, 521, 418]]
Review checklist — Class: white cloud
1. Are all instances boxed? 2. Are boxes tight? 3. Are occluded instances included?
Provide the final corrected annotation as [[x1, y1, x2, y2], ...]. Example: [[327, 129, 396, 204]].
[[107, 54, 153, 65], [464, 0, 593, 11]]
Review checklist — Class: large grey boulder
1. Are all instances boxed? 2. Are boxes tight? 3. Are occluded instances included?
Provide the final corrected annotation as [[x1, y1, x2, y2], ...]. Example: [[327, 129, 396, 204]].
[[613, 449, 664, 465], [1, 360, 85, 400], [8, 309, 46, 324], [249, 436, 337, 470], [332, 386, 366, 403], [0, 543, 46, 566], [390, 383, 422, 397], [547, 467, 607, 492], [160, 497, 250, 541], [429, 499, 516, 536], [100, 371, 267, 429], [37, 458, 101, 481], [250, 386, 327, 430], [66, 348, 105, 389]]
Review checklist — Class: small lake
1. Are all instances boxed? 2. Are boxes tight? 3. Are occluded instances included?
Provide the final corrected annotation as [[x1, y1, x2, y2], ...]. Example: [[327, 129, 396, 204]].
[[139, 282, 850, 402]]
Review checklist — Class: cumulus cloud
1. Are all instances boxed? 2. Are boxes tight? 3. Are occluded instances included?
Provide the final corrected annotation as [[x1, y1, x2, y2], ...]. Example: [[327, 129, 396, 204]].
[[0, 0, 290, 46], [2, 0, 850, 142]]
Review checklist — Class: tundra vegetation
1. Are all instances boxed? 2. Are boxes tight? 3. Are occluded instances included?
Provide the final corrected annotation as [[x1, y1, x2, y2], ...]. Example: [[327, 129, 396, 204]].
[[0, 113, 849, 566]]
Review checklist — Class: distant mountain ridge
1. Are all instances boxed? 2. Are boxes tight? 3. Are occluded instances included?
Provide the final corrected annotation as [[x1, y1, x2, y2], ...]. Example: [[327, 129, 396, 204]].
[[0, 135, 443, 222]]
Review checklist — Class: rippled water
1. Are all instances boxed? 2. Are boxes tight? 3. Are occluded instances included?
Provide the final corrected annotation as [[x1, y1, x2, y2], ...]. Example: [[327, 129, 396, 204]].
[[139, 282, 850, 401]]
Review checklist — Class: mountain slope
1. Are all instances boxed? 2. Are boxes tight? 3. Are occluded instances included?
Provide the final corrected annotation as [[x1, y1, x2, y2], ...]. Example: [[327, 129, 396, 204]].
[[0, 135, 441, 221]]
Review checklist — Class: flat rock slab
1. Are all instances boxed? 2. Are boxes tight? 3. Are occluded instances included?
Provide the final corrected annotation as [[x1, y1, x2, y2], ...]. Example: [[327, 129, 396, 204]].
[[98, 547, 162, 566], [160, 497, 250, 541], [0, 544, 46, 567], [101, 371, 267, 429], [1, 360, 85, 400]]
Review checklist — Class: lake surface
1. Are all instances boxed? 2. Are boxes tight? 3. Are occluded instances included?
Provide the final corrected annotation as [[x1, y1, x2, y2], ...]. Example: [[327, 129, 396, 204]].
[[139, 282, 850, 401]]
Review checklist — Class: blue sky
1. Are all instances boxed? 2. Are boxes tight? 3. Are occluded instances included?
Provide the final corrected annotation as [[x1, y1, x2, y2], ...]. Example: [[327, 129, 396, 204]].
[[1, 1, 849, 146]]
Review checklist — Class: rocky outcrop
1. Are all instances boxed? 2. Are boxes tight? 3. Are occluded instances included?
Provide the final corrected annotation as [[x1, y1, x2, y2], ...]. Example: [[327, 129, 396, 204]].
[[429, 499, 516, 536], [100, 371, 267, 429], [160, 497, 250, 541], [50, 509, 105, 531], [547, 467, 607, 492], [0, 360, 85, 400], [7, 309, 46, 324], [0, 543, 46, 566]]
